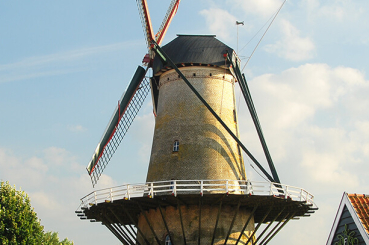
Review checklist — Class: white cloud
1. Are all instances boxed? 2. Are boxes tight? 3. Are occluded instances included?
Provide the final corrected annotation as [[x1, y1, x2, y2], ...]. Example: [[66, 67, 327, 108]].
[[0, 42, 136, 84], [134, 110, 155, 162], [25, 156, 48, 173], [241, 63, 369, 182], [232, 0, 282, 18], [240, 62, 369, 244], [67, 124, 87, 133], [0, 146, 108, 242], [0, 148, 47, 189], [200, 8, 238, 42], [264, 19, 315, 61], [303, 0, 365, 22], [300, 127, 359, 188], [248, 63, 343, 131], [43, 147, 78, 167], [29, 191, 64, 212]]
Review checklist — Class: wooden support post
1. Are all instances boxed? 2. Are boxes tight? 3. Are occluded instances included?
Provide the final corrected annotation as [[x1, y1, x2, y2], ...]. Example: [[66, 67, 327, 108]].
[[198, 197, 202, 245], [259, 212, 289, 245], [224, 201, 242, 244], [177, 200, 187, 245], [108, 208, 139, 245], [104, 213, 134, 245], [158, 204, 175, 245], [211, 200, 223, 245], [253, 206, 286, 244], [121, 206, 151, 245], [245, 205, 273, 245], [113, 223, 135, 245], [236, 205, 258, 244], [105, 222, 129, 245], [138, 203, 161, 245], [264, 211, 296, 245]]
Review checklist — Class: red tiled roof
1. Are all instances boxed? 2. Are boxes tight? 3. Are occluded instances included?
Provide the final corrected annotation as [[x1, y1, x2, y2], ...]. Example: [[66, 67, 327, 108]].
[[348, 194, 369, 235]]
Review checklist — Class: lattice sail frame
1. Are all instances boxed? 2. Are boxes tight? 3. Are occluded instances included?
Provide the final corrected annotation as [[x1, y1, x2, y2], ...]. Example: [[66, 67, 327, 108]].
[[89, 77, 151, 187]]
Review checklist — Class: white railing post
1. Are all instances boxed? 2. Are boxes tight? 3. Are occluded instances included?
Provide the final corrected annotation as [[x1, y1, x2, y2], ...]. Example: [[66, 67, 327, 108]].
[[285, 186, 288, 199], [173, 180, 177, 197], [77, 180, 317, 210], [150, 182, 154, 198], [127, 184, 130, 200], [305, 191, 309, 203], [270, 182, 273, 195]]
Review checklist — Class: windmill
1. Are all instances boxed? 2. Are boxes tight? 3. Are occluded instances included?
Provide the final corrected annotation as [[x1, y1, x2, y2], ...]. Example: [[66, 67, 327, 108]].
[[77, 1, 318, 244]]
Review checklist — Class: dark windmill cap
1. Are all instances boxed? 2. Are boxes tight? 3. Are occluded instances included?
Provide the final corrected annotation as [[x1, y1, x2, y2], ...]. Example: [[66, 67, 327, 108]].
[[153, 34, 235, 76]]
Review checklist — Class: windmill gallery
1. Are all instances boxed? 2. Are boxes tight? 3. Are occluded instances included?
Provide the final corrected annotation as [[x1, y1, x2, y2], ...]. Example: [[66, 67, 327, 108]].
[[75, 1, 317, 244]]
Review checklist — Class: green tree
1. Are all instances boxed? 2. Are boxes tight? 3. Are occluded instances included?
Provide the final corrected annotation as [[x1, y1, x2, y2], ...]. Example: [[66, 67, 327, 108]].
[[0, 181, 44, 244], [42, 231, 73, 245], [0, 181, 73, 245]]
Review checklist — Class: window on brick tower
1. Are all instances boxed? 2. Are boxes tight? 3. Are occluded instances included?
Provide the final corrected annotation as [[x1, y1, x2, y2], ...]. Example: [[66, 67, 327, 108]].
[[165, 235, 172, 245], [173, 140, 179, 152]]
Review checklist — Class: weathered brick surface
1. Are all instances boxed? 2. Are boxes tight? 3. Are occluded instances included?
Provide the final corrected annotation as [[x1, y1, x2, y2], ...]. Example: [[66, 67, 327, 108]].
[[146, 66, 246, 182], [136, 204, 255, 245], [140, 66, 253, 244]]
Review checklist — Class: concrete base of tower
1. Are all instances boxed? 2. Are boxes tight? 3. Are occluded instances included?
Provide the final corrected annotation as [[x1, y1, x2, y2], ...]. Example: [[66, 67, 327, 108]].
[[136, 204, 255, 245]]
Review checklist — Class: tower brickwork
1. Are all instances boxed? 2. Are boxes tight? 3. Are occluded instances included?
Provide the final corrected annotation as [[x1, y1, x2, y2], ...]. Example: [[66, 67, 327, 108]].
[[140, 35, 254, 244], [137, 205, 254, 245], [146, 66, 246, 182]]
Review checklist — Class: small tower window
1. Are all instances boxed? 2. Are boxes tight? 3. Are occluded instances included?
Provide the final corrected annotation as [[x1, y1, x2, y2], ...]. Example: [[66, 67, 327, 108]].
[[173, 140, 179, 152], [165, 235, 172, 245]]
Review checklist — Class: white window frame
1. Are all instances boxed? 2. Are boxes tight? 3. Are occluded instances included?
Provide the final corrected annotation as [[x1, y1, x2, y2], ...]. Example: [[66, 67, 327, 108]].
[[173, 140, 179, 152], [165, 235, 172, 245]]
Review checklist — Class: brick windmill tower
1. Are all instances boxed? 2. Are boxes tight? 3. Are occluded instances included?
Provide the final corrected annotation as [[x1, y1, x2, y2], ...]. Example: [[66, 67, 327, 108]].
[[76, 1, 318, 244]]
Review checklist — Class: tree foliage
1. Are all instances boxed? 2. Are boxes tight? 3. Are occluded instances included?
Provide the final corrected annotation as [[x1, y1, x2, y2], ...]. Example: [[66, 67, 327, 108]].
[[0, 181, 44, 244], [42, 231, 74, 245], [0, 181, 73, 245]]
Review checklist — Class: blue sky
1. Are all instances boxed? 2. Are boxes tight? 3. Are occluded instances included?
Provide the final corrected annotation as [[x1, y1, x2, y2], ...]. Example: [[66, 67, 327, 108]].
[[1, 0, 369, 244]]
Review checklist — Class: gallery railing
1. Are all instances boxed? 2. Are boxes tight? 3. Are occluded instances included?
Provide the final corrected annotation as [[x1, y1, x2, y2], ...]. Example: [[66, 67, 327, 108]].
[[80, 179, 316, 209]]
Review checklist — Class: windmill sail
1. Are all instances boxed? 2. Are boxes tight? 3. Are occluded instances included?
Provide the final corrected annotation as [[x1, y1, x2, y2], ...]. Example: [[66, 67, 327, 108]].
[[87, 66, 150, 186], [87, 0, 181, 187], [155, 0, 181, 45], [228, 54, 280, 183]]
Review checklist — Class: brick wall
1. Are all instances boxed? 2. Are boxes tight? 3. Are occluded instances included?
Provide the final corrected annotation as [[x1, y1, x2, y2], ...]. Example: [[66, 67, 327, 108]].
[[147, 66, 246, 182], [136, 204, 255, 245], [146, 66, 246, 182]]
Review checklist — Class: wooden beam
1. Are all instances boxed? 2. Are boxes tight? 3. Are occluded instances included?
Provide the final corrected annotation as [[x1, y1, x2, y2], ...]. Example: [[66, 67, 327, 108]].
[[235, 205, 258, 244], [120, 205, 151, 245], [177, 200, 187, 245], [224, 201, 241, 244], [253, 206, 286, 244], [138, 203, 161, 245], [259, 212, 289, 244], [158, 204, 175, 245], [211, 200, 223, 245], [263, 211, 297, 244], [198, 197, 202, 245], [245, 205, 273, 245]]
